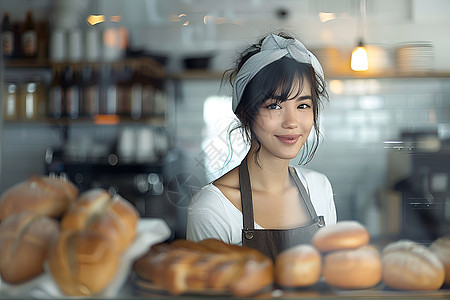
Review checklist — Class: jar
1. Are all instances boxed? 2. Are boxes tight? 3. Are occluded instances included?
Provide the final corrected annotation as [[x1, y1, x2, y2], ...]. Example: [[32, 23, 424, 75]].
[[3, 82, 18, 120], [20, 80, 44, 120]]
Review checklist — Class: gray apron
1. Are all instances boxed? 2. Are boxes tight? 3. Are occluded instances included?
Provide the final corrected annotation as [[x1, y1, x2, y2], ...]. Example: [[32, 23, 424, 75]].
[[239, 156, 325, 261]]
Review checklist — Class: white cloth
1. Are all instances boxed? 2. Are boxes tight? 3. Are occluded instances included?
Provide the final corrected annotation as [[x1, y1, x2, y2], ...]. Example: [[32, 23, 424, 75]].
[[232, 34, 324, 112], [186, 167, 336, 245]]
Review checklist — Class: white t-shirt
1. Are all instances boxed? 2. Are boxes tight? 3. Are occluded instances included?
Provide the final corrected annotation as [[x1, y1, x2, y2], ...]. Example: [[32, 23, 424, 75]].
[[186, 166, 337, 245]]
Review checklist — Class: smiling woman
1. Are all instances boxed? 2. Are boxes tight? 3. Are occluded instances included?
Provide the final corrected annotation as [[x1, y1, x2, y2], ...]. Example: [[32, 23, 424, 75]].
[[186, 32, 337, 261]]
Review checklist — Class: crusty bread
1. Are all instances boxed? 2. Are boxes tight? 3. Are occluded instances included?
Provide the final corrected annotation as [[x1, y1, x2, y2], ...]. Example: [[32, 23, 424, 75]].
[[49, 230, 119, 296], [49, 188, 139, 296], [312, 221, 370, 253], [381, 240, 445, 290], [429, 234, 450, 285], [0, 175, 78, 221], [0, 212, 59, 283], [323, 245, 382, 289], [133, 239, 273, 297], [275, 244, 321, 288], [60, 189, 139, 253]]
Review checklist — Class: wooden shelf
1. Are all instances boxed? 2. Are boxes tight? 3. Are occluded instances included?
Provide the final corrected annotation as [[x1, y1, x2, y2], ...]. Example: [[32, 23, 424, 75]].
[[2, 115, 167, 127], [4, 57, 166, 77], [169, 69, 450, 80]]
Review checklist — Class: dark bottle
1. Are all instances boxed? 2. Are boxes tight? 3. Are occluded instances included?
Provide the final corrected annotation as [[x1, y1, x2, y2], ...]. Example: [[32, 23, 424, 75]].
[[99, 65, 118, 115], [130, 68, 143, 120], [22, 11, 38, 58], [1, 12, 15, 58], [47, 66, 64, 119], [81, 65, 100, 118], [64, 67, 81, 119], [116, 66, 132, 116]]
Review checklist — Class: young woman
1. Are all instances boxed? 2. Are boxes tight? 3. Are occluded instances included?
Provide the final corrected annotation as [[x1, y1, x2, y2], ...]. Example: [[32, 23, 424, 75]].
[[186, 33, 337, 260]]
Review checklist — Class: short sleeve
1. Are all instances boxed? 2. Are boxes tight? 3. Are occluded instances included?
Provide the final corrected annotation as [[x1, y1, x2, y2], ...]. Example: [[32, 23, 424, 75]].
[[186, 185, 235, 243]]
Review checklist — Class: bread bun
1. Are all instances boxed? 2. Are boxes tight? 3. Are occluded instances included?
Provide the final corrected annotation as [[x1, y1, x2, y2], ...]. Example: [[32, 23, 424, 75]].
[[49, 188, 139, 296], [429, 234, 450, 285], [312, 221, 369, 253], [323, 245, 381, 289], [0, 175, 78, 221], [275, 244, 321, 288], [0, 212, 59, 283], [381, 240, 445, 290]]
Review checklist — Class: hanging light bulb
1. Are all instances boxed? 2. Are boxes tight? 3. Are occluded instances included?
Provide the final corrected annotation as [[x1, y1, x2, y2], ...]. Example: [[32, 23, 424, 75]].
[[351, 40, 368, 71], [350, 0, 368, 72]]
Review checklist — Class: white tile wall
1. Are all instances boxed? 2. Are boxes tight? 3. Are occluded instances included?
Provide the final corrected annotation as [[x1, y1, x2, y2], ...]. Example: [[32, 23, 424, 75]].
[[1, 77, 449, 238]]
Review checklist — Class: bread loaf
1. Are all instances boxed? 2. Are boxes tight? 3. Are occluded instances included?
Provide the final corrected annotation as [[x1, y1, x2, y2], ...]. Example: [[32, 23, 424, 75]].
[[0, 212, 59, 283], [0, 175, 78, 221], [48, 230, 119, 296], [133, 239, 273, 297], [312, 221, 370, 253], [60, 189, 138, 253], [381, 240, 445, 290], [49, 188, 139, 296], [429, 234, 450, 285], [275, 244, 321, 288], [323, 245, 382, 289]]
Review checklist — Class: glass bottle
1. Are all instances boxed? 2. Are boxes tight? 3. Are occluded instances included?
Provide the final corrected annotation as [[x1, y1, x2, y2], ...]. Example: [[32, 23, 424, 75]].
[[64, 66, 81, 119], [81, 65, 100, 118], [22, 11, 38, 58], [1, 12, 15, 58], [47, 66, 64, 119], [130, 68, 143, 120]]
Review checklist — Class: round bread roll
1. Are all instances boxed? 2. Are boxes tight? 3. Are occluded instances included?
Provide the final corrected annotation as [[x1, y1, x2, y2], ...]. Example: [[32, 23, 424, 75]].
[[0, 212, 59, 283], [323, 245, 382, 289], [312, 221, 370, 253], [0, 175, 78, 221], [381, 240, 445, 290], [429, 234, 450, 285], [275, 244, 321, 288]]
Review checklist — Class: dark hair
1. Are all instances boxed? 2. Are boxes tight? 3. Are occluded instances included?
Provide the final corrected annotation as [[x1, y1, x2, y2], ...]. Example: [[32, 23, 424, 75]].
[[223, 32, 329, 165]]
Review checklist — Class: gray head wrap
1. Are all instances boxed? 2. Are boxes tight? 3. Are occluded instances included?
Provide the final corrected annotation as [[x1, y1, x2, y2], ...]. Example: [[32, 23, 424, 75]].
[[232, 34, 324, 113]]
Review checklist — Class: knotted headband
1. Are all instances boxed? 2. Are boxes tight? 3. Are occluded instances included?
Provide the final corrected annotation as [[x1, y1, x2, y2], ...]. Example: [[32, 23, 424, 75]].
[[232, 34, 324, 112]]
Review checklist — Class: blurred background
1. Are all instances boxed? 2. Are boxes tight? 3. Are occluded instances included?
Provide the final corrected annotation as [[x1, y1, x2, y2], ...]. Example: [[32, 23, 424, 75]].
[[1, 0, 449, 241]]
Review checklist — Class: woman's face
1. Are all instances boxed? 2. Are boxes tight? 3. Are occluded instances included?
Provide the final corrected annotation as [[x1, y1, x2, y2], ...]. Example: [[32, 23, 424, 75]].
[[252, 78, 314, 161]]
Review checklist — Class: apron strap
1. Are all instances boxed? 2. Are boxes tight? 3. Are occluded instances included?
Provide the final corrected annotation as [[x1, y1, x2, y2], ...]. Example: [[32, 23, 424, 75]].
[[289, 166, 324, 227], [239, 156, 255, 231]]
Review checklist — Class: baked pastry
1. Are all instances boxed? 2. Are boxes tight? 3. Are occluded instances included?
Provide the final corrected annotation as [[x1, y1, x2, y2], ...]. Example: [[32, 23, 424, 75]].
[[275, 244, 321, 288], [49, 188, 139, 296], [312, 221, 370, 253], [381, 240, 445, 290], [429, 234, 450, 285], [133, 239, 273, 297], [0, 175, 78, 221], [60, 188, 139, 253], [0, 212, 59, 284], [323, 245, 382, 289], [48, 230, 119, 296]]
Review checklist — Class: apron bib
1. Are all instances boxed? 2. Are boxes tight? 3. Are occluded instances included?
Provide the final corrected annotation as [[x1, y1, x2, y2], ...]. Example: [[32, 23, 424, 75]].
[[239, 156, 325, 261]]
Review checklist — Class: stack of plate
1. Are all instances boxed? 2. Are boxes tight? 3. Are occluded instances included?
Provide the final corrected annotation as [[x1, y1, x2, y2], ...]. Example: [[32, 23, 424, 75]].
[[395, 42, 434, 73]]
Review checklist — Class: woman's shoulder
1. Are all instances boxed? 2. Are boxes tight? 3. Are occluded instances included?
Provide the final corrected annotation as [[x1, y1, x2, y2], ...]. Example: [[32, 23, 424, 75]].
[[210, 166, 242, 211], [292, 165, 331, 184]]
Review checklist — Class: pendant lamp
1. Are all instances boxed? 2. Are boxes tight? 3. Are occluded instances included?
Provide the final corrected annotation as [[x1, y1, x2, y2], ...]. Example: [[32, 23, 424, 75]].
[[351, 0, 368, 71], [351, 40, 368, 71]]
